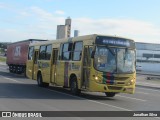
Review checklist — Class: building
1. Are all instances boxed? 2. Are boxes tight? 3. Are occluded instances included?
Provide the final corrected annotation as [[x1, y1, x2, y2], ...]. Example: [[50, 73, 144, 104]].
[[56, 25, 68, 39], [74, 30, 79, 37], [136, 42, 160, 62], [65, 17, 71, 38], [56, 17, 71, 39], [136, 42, 160, 73]]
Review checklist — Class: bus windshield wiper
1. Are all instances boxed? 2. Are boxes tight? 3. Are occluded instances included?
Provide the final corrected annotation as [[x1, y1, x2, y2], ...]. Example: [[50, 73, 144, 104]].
[[105, 45, 115, 56]]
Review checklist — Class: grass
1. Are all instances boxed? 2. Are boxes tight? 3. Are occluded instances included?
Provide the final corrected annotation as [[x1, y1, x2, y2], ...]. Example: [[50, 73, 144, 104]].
[[0, 56, 6, 62]]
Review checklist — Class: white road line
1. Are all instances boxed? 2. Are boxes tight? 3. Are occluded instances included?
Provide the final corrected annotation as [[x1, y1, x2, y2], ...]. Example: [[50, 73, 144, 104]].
[[87, 99, 132, 111], [45, 88, 132, 111], [0, 75, 23, 83], [116, 95, 146, 102]]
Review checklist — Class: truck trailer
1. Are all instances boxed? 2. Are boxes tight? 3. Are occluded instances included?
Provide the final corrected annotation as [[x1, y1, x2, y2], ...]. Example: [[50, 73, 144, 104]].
[[6, 39, 47, 75]]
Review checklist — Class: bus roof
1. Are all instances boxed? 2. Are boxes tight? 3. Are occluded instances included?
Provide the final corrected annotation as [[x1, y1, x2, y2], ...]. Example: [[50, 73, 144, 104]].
[[29, 34, 134, 46]]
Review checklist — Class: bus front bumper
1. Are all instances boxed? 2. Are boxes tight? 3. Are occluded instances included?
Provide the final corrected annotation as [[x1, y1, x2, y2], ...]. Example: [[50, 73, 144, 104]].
[[89, 81, 135, 94]]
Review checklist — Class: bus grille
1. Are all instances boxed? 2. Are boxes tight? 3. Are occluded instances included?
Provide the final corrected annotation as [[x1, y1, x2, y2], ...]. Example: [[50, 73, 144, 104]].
[[108, 86, 122, 90], [114, 77, 130, 81]]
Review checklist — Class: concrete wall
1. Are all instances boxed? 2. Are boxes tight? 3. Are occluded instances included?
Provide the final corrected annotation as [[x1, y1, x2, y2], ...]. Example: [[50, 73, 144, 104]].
[[137, 62, 160, 73]]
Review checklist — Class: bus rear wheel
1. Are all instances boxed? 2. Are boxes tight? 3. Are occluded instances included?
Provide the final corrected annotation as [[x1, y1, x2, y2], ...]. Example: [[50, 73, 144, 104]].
[[105, 92, 116, 97], [37, 74, 49, 87], [70, 78, 81, 95]]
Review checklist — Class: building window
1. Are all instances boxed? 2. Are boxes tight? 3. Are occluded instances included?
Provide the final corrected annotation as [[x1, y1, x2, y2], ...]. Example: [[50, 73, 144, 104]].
[[154, 54, 160, 58]]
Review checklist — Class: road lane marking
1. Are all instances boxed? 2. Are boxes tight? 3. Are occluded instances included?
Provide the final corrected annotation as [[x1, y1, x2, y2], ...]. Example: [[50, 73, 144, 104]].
[[87, 99, 132, 111], [45, 88, 132, 111], [0, 75, 24, 83], [116, 95, 146, 102]]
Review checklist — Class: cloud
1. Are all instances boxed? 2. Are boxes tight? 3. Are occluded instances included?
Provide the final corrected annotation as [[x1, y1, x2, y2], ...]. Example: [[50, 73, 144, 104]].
[[0, 28, 55, 42], [55, 10, 65, 15], [30, 6, 65, 24], [1, 6, 160, 43], [72, 18, 160, 43]]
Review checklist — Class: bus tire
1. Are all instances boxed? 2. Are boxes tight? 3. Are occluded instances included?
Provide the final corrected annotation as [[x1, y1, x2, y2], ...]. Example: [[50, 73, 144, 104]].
[[37, 74, 49, 87], [105, 92, 116, 97], [37, 74, 43, 87], [70, 78, 81, 95]]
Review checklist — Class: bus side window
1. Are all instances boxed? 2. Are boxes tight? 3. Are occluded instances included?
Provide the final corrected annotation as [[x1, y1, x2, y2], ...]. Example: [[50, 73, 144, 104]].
[[28, 46, 34, 60], [39, 45, 46, 60], [46, 45, 52, 60], [61, 43, 73, 60], [73, 41, 83, 61]]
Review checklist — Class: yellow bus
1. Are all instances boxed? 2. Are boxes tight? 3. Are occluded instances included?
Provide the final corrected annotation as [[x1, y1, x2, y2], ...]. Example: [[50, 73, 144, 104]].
[[26, 34, 136, 97]]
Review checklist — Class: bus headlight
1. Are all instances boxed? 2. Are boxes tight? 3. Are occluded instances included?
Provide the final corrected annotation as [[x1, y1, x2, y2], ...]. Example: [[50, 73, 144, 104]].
[[127, 79, 135, 85], [94, 76, 102, 83], [95, 76, 98, 80]]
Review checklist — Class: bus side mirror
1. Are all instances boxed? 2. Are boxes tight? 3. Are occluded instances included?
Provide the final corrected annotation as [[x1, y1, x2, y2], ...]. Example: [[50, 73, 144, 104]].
[[91, 51, 95, 58]]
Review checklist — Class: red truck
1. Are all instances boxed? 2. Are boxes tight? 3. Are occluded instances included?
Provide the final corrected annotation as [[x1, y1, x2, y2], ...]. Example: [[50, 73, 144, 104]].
[[6, 39, 47, 75]]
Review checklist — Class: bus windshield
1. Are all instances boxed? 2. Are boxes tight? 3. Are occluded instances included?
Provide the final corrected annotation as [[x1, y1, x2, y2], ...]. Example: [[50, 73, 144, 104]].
[[94, 46, 135, 73]]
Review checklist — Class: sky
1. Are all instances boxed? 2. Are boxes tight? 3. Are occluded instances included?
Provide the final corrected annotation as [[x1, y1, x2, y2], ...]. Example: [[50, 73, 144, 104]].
[[0, 0, 160, 43]]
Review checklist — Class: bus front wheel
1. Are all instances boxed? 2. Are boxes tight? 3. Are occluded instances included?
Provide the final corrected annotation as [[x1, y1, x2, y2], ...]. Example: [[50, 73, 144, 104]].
[[105, 92, 116, 97]]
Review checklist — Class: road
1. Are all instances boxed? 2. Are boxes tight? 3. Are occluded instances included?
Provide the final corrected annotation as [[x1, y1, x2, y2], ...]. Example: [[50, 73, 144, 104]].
[[0, 63, 160, 120]]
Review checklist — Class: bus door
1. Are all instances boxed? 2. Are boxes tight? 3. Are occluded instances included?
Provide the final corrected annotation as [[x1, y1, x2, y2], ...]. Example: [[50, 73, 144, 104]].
[[82, 46, 92, 89], [26, 46, 34, 79], [51, 49, 58, 83], [33, 50, 38, 80]]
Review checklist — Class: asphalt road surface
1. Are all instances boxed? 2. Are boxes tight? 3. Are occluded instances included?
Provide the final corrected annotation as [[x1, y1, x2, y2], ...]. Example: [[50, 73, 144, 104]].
[[0, 63, 160, 120]]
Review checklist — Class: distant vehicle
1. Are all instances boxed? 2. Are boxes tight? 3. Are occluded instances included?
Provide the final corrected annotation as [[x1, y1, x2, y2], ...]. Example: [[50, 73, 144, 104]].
[[6, 39, 47, 75], [136, 65, 142, 71]]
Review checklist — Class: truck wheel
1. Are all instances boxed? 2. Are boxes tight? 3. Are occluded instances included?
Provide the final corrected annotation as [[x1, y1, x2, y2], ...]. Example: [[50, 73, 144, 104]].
[[37, 74, 49, 87], [9, 66, 13, 73], [70, 78, 81, 95], [105, 92, 116, 97]]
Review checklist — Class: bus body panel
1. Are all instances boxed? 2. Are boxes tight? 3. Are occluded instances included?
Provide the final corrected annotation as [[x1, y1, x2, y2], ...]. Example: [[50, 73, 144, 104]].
[[38, 60, 51, 83], [68, 61, 82, 88], [89, 69, 136, 93], [56, 61, 65, 86], [26, 60, 33, 79]]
